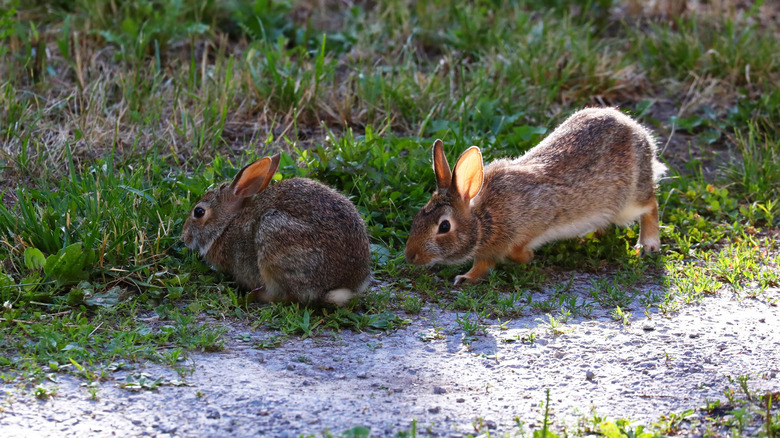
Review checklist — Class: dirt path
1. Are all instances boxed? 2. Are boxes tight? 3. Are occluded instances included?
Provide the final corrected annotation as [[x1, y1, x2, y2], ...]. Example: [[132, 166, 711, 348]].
[[2, 285, 779, 437]]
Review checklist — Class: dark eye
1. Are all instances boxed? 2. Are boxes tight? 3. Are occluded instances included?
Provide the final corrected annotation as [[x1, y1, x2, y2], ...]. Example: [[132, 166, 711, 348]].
[[193, 207, 205, 218], [437, 220, 450, 234]]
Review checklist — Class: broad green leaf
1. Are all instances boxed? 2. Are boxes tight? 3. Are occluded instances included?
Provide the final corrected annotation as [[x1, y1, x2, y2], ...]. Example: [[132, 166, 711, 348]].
[[24, 247, 46, 270], [43, 243, 95, 286], [84, 286, 122, 308]]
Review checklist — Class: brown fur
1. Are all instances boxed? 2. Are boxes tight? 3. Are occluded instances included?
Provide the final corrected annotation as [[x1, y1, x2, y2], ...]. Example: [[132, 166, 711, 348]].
[[405, 108, 667, 284], [182, 155, 371, 304]]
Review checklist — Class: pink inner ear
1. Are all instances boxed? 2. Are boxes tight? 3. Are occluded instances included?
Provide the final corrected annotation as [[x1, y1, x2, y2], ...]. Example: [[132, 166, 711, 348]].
[[454, 147, 483, 202], [233, 157, 274, 198]]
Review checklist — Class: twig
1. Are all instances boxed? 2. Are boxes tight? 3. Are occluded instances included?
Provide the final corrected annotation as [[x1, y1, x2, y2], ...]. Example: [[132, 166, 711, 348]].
[[88, 321, 103, 338], [0, 318, 34, 325]]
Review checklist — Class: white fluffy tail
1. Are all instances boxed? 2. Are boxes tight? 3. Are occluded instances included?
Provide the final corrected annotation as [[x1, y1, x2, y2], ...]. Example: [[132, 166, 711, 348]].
[[324, 288, 354, 306], [323, 277, 371, 306], [652, 160, 668, 181]]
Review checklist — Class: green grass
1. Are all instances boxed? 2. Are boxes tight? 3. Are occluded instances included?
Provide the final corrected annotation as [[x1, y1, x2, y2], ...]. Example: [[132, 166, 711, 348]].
[[0, 1, 779, 425]]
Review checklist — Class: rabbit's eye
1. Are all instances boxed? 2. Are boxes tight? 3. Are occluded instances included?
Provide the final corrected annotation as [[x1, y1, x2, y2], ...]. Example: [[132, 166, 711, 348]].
[[193, 207, 206, 218], [437, 220, 451, 234]]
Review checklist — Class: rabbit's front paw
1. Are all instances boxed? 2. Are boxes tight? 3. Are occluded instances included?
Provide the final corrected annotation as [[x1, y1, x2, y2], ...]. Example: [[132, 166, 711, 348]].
[[454, 274, 480, 286], [637, 236, 661, 253], [453, 259, 494, 285]]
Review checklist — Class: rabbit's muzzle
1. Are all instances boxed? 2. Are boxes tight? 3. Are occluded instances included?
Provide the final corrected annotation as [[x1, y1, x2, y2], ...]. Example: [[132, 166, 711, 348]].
[[404, 246, 430, 266]]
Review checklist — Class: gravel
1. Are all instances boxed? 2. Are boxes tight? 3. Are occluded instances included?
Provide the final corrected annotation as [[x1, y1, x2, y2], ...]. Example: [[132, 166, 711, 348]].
[[1, 285, 778, 437]]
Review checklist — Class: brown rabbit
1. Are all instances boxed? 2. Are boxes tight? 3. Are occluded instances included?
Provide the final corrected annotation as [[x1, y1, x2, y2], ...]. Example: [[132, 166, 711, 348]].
[[405, 107, 667, 285], [181, 154, 371, 305]]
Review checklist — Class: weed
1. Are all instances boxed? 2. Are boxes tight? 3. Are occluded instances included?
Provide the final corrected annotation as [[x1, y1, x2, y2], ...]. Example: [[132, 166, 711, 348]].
[[455, 312, 486, 344], [400, 293, 422, 315], [727, 407, 750, 433], [502, 330, 537, 345], [663, 351, 675, 368], [253, 335, 284, 350], [610, 306, 632, 327], [536, 313, 569, 336], [34, 385, 57, 399], [419, 325, 445, 343], [653, 409, 694, 435], [161, 348, 184, 367], [85, 382, 99, 401], [119, 372, 190, 391], [538, 388, 558, 438], [732, 374, 754, 402], [589, 277, 637, 309], [597, 418, 653, 438]]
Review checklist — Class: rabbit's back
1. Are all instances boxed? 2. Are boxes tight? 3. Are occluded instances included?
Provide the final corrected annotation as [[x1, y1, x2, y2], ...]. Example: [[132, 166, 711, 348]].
[[473, 108, 664, 250], [247, 178, 371, 301]]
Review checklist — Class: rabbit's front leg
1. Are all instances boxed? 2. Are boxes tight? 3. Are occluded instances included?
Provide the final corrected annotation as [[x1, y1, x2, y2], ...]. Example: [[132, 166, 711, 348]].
[[454, 258, 494, 285]]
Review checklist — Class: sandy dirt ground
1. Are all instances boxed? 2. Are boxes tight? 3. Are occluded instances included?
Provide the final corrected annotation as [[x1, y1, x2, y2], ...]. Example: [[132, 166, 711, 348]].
[[1, 281, 779, 437]]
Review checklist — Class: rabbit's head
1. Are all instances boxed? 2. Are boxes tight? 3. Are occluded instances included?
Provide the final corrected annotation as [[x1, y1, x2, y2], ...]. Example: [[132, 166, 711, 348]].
[[405, 140, 484, 267], [182, 154, 281, 258]]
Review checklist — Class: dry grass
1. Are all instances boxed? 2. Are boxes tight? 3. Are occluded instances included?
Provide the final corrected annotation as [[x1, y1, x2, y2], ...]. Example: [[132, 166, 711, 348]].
[[1, 0, 778, 185]]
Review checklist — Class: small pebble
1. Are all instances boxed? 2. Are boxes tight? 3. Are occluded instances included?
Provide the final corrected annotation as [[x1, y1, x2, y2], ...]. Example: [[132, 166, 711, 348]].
[[159, 424, 177, 434], [206, 408, 221, 420]]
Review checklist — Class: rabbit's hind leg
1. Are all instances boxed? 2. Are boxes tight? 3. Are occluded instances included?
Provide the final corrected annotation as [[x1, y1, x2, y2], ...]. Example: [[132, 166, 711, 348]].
[[507, 245, 534, 264], [637, 197, 661, 252], [248, 285, 274, 303]]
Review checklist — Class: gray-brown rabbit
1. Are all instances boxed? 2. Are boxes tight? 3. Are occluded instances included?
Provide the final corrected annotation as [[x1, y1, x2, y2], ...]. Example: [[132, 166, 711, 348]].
[[404, 107, 667, 284], [182, 154, 371, 305]]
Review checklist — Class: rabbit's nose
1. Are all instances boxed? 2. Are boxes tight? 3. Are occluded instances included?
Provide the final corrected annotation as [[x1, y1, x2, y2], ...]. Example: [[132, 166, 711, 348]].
[[404, 248, 418, 264]]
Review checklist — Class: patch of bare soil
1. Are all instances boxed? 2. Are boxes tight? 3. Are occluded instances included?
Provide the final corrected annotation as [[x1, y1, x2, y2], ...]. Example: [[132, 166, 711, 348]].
[[2, 279, 779, 437]]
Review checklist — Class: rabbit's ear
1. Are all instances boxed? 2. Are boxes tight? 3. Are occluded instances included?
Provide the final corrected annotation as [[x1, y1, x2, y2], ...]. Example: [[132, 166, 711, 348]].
[[432, 139, 452, 191], [452, 146, 483, 203], [231, 153, 281, 198]]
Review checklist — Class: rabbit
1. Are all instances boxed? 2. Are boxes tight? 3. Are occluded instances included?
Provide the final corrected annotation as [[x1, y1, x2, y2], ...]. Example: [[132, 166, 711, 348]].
[[404, 107, 667, 285], [181, 153, 371, 305]]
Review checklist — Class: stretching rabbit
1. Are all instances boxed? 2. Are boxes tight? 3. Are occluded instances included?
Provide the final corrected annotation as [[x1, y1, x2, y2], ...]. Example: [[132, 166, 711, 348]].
[[405, 107, 667, 284], [182, 154, 371, 304]]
